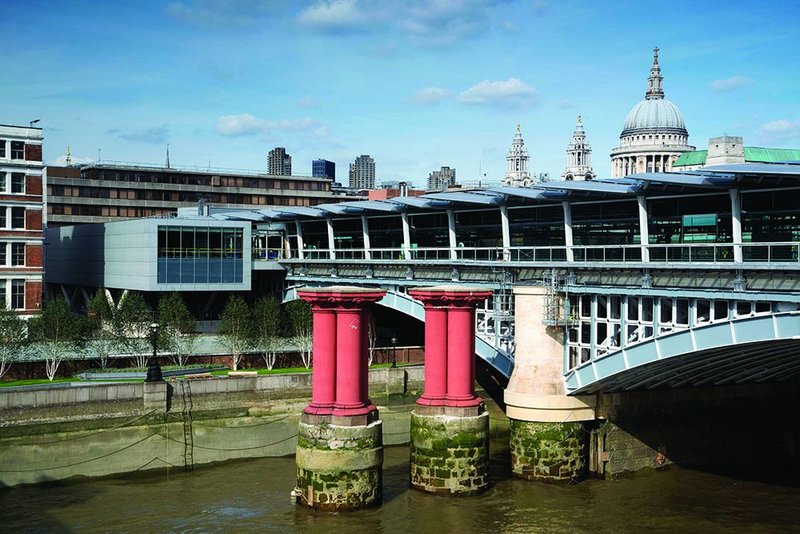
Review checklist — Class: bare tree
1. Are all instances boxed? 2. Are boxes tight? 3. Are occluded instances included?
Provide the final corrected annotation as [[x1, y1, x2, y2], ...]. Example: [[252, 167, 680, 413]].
[[158, 292, 198, 367], [0, 307, 29, 379], [367, 315, 377, 366], [218, 295, 252, 371], [286, 300, 312, 368], [112, 292, 152, 369], [253, 295, 283, 370], [29, 297, 86, 381], [86, 288, 114, 368]]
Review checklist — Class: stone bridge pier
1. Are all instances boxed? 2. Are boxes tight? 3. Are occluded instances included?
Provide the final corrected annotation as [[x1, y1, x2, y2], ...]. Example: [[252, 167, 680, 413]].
[[504, 286, 596, 482], [408, 286, 493, 496], [294, 286, 386, 512]]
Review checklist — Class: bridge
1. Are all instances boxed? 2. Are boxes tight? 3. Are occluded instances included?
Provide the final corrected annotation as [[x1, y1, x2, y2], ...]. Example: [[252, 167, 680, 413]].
[[45, 161, 800, 481], [209, 163, 800, 395]]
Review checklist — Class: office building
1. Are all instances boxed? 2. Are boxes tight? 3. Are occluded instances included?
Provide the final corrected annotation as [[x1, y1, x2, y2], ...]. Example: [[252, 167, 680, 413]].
[[312, 159, 335, 180], [427, 166, 456, 191], [268, 147, 292, 176], [349, 155, 375, 189], [45, 162, 335, 226], [0, 124, 44, 315]]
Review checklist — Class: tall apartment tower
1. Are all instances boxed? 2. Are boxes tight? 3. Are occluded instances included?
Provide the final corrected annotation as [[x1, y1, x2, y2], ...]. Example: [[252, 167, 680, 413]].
[[562, 115, 595, 181], [0, 124, 44, 315], [312, 159, 335, 180], [349, 155, 375, 189], [427, 166, 456, 190], [268, 147, 292, 176]]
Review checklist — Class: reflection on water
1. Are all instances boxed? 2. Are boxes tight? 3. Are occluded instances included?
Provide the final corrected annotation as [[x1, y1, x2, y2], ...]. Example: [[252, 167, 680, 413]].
[[2, 441, 800, 533]]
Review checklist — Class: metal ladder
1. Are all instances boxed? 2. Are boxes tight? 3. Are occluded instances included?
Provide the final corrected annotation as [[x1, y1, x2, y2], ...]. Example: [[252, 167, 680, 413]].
[[178, 380, 194, 471]]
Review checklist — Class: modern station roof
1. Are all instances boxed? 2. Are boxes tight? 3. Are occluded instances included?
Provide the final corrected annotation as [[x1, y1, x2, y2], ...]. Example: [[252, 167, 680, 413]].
[[202, 162, 800, 224]]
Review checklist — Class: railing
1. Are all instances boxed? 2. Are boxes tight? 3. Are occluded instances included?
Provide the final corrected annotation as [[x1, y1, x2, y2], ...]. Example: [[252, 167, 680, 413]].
[[252, 247, 285, 261], [277, 242, 800, 266]]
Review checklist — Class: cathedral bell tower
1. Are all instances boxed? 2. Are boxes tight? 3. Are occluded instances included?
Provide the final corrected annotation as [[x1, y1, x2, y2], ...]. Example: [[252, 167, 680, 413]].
[[562, 115, 595, 181]]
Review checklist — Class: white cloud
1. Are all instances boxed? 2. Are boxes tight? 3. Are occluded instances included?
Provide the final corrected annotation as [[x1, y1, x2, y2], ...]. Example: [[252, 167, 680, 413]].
[[52, 154, 94, 166], [116, 125, 169, 144], [761, 119, 794, 133], [458, 78, 536, 107], [298, 95, 317, 108], [215, 113, 268, 136], [167, 0, 277, 27], [757, 118, 800, 144], [214, 113, 326, 138], [709, 75, 753, 92], [297, 0, 375, 32], [297, 0, 507, 46], [407, 87, 451, 106]]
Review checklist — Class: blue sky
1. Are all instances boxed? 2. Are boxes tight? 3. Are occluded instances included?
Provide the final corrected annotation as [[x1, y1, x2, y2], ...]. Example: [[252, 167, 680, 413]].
[[3, 0, 799, 186]]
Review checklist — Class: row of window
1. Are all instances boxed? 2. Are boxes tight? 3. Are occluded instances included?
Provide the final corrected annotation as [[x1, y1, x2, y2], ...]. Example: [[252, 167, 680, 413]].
[[294, 191, 800, 252], [0, 242, 25, 266], [0, 172, 26, 194], [566, 295, 776, 368], [81, 169, 330, 191], [48, 185, 319, 206], [0, 141, 25, 160], [0, 207, 26, 229], [0, 279, 26, 310]]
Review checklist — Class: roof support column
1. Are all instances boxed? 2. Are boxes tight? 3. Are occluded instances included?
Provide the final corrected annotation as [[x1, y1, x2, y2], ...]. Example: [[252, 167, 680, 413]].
[[361, 214, 371, 260], [295, 220, 305, 260], [730, 188, 743, 263], [500, 205, 511, 261], [401, 212, 411, 261], [447, 209, 457, 260], [562, 200, 574, 263], [637, 195, 650, 263], [326, 217, 336, 260]]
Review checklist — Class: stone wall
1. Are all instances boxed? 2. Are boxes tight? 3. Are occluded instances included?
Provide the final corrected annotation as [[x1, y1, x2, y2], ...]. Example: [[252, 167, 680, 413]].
[[593, 382, 800, 481], [0, 366, 424, 487]]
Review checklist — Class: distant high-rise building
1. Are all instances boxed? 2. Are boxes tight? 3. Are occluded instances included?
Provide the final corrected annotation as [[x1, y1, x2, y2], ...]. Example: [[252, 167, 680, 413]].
[[312, 159, 335, 180], [268, 147, 292, 176], [349, 155, 375, 189], [502, 124, 532, 186], [427, 166, 456, 190], [562, 115, 595, 181]]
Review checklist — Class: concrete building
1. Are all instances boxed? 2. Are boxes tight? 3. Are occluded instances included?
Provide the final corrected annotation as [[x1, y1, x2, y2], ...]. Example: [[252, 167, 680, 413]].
[[427, 166, 456, 191], [268, 147, 292, 176], [0, 124, 44, 315], [562, 116, 595, 181], [610, 48, 694, 177], [349, 155, 375, 189], [45, 162, 335, 226], [503, 124, 531, 186], [312, 159, 335, 180], [673, 136, 800, 171]]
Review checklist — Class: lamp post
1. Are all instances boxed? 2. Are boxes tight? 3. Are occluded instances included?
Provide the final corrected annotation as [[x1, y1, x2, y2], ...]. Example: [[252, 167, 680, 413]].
[[146, 321, 163, 382], [391, 335, 398, 368]]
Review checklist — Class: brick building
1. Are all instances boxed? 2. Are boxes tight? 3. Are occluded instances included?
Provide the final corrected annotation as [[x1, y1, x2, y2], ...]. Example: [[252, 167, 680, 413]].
[[0, 124, 44, 315], [45, 162, 335, 226]]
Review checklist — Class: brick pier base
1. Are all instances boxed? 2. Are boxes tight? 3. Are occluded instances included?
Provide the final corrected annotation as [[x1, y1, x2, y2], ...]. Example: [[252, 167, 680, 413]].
[[409, 404, 489, 496]]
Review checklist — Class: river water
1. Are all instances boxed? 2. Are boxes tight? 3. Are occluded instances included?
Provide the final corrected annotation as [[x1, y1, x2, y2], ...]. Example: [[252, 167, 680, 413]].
[[2, 440, 800, 533]]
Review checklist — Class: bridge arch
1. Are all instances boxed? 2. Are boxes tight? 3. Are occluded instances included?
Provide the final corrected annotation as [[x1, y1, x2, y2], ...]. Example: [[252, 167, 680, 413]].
[[282, 285, 514, 378], [565, 311, 800, 394]]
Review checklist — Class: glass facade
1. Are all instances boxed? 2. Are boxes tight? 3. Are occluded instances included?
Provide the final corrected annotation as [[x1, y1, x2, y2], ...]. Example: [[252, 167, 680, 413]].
[[157, 226, 243, 284], [409, 212, 449, 248], [368, 215, 403, 249]]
